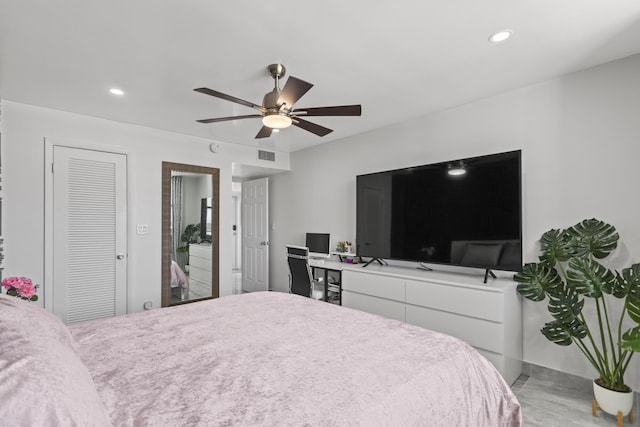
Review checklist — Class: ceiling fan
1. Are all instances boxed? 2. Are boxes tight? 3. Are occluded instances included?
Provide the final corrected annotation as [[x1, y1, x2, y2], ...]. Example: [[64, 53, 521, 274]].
[[194, 64, 361, 139]]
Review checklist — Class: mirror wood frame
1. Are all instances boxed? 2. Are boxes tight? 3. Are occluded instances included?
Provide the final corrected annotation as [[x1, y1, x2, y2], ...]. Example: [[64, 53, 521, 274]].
[[161, 162, 220, 307]]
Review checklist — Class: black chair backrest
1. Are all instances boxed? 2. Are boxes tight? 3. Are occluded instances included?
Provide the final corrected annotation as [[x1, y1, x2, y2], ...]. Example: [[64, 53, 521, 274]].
[[286, 245, 312, 297]]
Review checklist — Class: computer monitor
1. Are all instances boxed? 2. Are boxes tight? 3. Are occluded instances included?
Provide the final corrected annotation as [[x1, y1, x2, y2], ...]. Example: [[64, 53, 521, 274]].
[[305, 233, 331, 259]]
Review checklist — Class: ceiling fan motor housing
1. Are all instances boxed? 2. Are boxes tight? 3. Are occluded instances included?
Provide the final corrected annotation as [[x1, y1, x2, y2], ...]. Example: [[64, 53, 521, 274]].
[[262, 87, 293, 128], [262, 88, 283, 111]]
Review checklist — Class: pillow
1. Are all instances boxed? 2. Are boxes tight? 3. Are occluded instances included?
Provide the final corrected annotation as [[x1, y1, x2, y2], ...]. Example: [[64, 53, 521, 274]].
[[460, 243, 504, 267], [0, 295, 112, 426], [0, 293, 78, 350]]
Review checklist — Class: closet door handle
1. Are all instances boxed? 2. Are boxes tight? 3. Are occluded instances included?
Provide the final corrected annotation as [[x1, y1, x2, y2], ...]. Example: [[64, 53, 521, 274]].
[[116, 253, 125, 260]]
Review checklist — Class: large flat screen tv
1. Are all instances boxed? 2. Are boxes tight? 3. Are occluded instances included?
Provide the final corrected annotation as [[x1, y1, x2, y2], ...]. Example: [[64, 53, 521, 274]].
[[356, 150, 522, 273]]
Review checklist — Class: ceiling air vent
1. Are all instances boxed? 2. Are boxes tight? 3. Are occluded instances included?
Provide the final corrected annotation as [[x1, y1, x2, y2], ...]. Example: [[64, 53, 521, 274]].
[[258, 150, 276, 162]]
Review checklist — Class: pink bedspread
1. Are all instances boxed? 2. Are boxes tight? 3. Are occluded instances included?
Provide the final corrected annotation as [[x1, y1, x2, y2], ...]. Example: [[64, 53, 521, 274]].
[[70, 292, 521, 426], [170, 260, 189, 293]]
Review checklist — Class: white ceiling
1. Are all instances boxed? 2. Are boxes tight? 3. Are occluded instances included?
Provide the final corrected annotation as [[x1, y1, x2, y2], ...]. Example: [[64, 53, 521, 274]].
[[2, 1, 640, 154]]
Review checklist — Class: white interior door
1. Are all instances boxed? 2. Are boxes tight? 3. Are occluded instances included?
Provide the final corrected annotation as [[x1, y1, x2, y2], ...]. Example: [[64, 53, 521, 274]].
[[241, 177, 268, 292], [231, 194, 241, 271], [52, 146, 127, 323]]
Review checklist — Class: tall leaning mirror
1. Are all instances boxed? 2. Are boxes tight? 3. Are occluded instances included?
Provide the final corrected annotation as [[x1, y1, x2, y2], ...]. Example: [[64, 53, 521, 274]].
[[162, 162, 220, 307]]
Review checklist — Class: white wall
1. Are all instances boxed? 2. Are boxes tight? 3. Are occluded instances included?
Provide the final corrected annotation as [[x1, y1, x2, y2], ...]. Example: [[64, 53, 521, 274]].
[[1, 100, 289, 313], [270, 53, 640, 389]]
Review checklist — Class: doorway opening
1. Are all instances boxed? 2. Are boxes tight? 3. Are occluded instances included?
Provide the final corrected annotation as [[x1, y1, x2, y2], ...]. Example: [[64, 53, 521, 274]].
[[232, 161, 281, 295]]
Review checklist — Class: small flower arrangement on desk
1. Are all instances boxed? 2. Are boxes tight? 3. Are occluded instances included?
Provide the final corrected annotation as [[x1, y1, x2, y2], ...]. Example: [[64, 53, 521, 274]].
[[1, 276, 39, 302], [336, 241, 353, 253]]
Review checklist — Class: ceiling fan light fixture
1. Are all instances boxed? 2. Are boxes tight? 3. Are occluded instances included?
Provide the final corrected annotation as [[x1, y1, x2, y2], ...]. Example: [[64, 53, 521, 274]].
[[262, 113, 292, 129]]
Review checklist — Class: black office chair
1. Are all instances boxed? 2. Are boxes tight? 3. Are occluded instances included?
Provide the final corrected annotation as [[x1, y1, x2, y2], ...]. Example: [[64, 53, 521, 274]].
[[286, 245, 323, 299]]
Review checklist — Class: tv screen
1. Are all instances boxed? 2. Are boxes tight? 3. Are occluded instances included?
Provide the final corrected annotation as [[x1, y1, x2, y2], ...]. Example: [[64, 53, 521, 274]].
[[200, 197, 212, 242], [305, 233, 331, 258], [356, 150, 522, 272]]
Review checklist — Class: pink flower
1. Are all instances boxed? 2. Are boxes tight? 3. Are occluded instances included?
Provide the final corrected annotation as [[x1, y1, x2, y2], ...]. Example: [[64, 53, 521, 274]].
[[2, 276, 39, 302], [17, 281, 36, 299], [18, 277, 33, 287], [1, 277, 21, 290]]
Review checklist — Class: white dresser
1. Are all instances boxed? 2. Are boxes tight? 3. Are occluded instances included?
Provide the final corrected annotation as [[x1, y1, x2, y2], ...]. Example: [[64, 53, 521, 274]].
[[189, 243, 212, 289], [341, 265, 522, 385]]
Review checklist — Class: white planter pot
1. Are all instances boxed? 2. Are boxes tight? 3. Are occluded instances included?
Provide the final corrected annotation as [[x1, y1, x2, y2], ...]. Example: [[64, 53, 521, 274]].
[[592, 380, 634, 420]]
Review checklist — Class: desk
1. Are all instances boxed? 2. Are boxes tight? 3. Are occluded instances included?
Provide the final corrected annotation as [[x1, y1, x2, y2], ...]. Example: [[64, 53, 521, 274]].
[[308, 259, 343, 305]]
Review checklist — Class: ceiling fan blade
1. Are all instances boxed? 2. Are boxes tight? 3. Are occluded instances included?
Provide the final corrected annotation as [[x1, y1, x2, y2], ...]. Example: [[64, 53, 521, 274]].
[[293, 118, 333, 137], [277, 76, 313, 109], [194, 88, 265, 112], [293, 105, 362, 117], [197, 114, 262, 124], [255, 126, 273, 139]]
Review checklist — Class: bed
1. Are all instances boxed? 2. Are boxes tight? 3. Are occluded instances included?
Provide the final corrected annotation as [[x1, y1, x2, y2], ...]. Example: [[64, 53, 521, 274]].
[[0, 291, 522, 426], [171, 259, 190, 299]]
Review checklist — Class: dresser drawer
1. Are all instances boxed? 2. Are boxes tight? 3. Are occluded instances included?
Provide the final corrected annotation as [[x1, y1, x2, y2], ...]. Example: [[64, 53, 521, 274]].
[[189, 244, 212, 259], [405, 304, 503, 353], [342, 270, 404, 302], [189, 255, 211, 271], [343, 291, 405, 322], [405, 279, 503, 322], [189, 265, 211, 284]]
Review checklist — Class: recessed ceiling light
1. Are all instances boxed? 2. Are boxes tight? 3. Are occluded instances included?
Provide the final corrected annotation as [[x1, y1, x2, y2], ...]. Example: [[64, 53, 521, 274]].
[[489, 30, 513, 43], [109, 88, 125, 96]]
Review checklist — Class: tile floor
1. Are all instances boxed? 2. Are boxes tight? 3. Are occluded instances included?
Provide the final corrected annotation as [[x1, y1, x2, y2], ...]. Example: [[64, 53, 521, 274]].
[[170, 273, 213, 303], [187, 278, 212, 299], [513, 363, 639, 426]]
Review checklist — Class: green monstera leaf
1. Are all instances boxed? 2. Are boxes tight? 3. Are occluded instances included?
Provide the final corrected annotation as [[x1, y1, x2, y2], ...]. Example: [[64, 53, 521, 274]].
[[565, 218, 619, 259], [547, 286, 584, 324], [539, 229, 574, 267], [620, 326, 640, 352], [567, 257, 617, 299], [619, 263, 640, 303], [626, 265, 640, 324], [541, 319, 587, 346], [514, 263, 563, 301], [628, 299, 640, 324]]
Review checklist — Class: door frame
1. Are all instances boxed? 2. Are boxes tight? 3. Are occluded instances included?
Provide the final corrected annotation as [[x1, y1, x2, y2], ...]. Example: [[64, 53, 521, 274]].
[[44, 137, 133, 313], [241, 177, 269, 292]]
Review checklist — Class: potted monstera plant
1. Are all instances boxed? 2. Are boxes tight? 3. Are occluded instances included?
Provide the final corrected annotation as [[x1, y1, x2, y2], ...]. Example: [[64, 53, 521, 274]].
[[515, 219, 640, 423], [176, 223, 201, 271]]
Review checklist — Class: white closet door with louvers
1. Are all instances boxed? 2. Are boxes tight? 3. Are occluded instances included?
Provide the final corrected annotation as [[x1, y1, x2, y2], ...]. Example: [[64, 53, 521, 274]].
[[52, 146, 127, 324]]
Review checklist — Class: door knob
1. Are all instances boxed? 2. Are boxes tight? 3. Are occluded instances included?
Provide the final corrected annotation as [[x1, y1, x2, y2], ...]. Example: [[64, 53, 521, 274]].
[[116, 254, 125, 259]]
